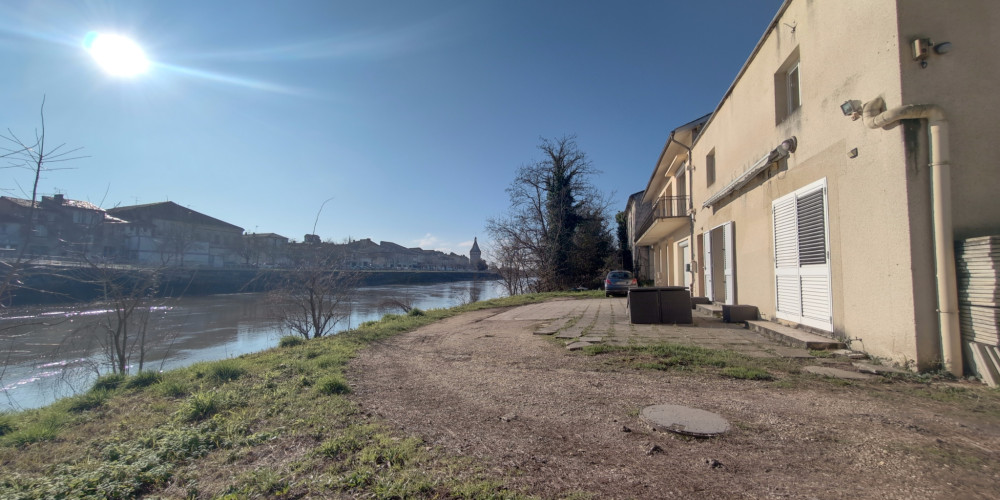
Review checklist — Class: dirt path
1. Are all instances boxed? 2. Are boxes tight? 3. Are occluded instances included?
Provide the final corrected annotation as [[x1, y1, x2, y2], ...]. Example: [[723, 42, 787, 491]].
[[349, 304, 1000, 499]]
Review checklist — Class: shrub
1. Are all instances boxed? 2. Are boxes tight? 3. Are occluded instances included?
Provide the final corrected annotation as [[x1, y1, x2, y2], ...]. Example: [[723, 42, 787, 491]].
[[316, 375, 350, 395], [279, 335, 305, 348], [210, 361, 245, 383], [126, 370, 163, 389], [91, 373, 127, 392], [407, 308, 425, 317]]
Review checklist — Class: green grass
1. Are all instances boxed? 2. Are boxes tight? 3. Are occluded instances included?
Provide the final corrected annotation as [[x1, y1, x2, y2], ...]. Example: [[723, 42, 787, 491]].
[[0, 290, 573, 498], [208, 360, 246, 383], [0, 413, 14, 437], [92, 373, 127, 391], [279, 335, 305, 348], [125, 370, 163, 389], [720, 366, 774, 380], [317, 374, 351, 395]]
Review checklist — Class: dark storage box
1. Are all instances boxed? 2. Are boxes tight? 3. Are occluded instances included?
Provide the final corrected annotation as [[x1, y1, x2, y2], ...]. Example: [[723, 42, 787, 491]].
[[722, 304, 759, 323], [628, 288, 661, 324], [629, 287, 693, 324]]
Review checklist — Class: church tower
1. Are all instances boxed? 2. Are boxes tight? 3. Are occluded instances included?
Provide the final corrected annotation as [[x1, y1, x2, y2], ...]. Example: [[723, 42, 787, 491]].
[[469, 237, 482, 268]]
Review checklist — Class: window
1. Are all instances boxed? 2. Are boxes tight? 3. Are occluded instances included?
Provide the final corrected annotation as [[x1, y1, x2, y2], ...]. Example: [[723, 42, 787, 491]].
[[706, 149, 716, 186], [786, 63, 801, 114], [774, 47, 801, 124]]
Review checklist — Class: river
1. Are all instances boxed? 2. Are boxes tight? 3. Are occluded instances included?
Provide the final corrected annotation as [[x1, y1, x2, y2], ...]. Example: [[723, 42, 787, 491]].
[[0, 279, 504, 411]]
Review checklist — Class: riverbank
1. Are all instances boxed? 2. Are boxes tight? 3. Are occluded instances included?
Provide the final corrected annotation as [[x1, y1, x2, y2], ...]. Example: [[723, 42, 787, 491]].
[[6, 265, 499, 305], [3, 291, 996, 498], [0, 291, 579, 498]]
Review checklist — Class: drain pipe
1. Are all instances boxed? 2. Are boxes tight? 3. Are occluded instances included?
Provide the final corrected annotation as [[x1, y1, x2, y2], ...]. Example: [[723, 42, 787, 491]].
[[668, 136, 696, 294], [863, 97, 961, 376]]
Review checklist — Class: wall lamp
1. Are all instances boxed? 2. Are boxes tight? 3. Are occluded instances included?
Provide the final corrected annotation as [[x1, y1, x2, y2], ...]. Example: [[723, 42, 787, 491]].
[[840, 100, 863, 120], [913, 38, 952, 68], [769, 136, 798, 162]]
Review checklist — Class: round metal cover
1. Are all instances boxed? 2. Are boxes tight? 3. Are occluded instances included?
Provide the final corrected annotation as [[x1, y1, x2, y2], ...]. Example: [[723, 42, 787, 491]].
[[640, 404, 730, 437]]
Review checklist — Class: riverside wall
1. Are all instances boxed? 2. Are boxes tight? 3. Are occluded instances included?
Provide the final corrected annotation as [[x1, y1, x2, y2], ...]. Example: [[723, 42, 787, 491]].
[[5, 266, 499, 306]]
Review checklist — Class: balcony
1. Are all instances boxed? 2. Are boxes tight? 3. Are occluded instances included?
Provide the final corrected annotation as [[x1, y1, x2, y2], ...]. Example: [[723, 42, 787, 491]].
[[635, 195, 689, 246]]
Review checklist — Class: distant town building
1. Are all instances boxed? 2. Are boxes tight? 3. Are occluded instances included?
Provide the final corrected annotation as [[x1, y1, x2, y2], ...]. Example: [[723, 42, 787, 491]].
[[107, 202, 244, 267], [469, 237, 482, 268], [0, 194, 124, 259]]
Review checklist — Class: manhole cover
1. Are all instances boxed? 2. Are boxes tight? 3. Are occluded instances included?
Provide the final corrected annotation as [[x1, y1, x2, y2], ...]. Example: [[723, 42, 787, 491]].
[[640, 404, 730, 437]]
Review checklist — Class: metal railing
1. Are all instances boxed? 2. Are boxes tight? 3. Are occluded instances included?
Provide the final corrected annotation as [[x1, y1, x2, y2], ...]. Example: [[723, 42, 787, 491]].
[[636, 195, 688, 239]]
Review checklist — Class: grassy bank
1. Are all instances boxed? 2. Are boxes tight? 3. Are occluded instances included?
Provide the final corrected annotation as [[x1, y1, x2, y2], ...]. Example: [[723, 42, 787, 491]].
[[0, 291, 593, 499]]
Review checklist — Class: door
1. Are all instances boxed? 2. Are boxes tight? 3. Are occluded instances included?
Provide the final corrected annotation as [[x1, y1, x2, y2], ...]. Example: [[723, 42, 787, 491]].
[[703, 222, 735, 304], [773, 179, 833, 331], [679, 240, 692, 290]]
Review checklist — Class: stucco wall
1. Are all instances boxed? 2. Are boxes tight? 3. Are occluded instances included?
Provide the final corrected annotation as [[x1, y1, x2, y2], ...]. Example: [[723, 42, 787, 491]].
[[896, 0, 1000, 241]]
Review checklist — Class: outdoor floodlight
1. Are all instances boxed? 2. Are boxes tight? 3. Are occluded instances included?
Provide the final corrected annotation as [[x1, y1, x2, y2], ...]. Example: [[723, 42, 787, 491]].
[[841, 100, 862, 117]]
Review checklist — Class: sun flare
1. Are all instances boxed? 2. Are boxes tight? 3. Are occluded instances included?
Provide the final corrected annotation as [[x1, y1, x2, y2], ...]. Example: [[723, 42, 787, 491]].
[[84, 32, 149, 77]]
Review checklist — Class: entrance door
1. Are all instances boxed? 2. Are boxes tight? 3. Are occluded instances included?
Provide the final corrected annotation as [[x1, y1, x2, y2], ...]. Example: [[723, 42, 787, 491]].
[[773, 179, 833, 331], [703, 222, 735, 304], [679, 240, 692, 290]]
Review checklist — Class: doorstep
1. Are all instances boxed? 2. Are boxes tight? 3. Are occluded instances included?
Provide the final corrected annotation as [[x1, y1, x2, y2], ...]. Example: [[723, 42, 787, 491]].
[[747, 320, 846, 350]]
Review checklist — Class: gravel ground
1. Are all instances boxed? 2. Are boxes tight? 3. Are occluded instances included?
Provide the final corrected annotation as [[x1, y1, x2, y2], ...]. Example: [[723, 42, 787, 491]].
[[349, 303, 1000, 499]]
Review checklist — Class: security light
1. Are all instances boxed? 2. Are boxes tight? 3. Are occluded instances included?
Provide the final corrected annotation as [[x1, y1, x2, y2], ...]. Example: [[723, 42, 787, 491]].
[[778, 136, 797, 155], [934, 42, 953, 55], [840, 100, 862, 116]]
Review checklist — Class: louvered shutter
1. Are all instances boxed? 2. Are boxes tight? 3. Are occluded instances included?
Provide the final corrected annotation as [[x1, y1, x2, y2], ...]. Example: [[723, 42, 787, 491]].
[[773, 180, 832, 331]]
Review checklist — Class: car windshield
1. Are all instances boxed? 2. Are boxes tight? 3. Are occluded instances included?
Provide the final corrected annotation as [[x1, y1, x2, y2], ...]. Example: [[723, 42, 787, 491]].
[[608, 272, 632, 279]]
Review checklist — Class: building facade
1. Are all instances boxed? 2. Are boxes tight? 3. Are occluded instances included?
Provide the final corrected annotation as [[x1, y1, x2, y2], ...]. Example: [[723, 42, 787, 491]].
[[634, 0, 1000, 372]]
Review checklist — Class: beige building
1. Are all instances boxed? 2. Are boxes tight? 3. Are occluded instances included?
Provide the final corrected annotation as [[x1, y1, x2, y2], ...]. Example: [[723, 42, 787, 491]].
[[635, 0, 1000, 373]]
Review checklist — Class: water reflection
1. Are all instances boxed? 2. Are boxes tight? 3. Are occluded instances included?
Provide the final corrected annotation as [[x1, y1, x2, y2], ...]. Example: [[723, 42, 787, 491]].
[[0, 280, 502, 410]]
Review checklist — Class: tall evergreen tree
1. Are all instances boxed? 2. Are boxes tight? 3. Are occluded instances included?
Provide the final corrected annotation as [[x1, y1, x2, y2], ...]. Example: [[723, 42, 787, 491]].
[[487, 136, 614, 292]]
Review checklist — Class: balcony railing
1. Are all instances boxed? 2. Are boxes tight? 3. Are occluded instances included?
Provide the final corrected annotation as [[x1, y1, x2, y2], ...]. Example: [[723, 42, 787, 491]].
[[636, 195, 688, 240]]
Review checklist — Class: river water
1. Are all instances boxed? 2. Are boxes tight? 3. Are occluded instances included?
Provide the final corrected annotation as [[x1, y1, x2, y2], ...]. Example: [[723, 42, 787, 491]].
[[0, 280, 504, 411]]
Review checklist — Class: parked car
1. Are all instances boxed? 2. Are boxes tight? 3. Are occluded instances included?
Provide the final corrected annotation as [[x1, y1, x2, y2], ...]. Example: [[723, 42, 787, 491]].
[[604, 270, 636, 297]]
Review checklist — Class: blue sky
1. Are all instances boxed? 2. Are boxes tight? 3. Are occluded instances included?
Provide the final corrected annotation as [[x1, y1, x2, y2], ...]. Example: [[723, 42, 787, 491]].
[[1, 1, 783, 257]]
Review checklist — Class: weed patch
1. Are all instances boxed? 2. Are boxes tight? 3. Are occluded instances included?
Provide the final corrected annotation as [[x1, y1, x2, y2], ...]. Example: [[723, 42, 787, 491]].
[[92, 373, 127, 391], [126, 370, 163, 389], [179, 391, 225, 422], [721, 366, 774, 381], [209, 361, 245, 383], [67, 388, 112, 413], [0, 413, 14, 436], [279, 335, 305, 348], [317, 375, 351, 395]]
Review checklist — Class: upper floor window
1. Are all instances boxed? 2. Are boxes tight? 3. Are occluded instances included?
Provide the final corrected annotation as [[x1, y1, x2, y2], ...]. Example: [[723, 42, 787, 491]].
[[786, 63, 800, 113], [706, 149, 716, 187], [774, 47, 801, 124]]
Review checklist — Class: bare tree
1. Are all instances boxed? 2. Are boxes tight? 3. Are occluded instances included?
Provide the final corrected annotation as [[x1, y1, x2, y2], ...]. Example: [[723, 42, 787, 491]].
[[0, 97, 86, 307], [75, 264, 161, 374], [270, 244, 362, 339], [486, 136, 613, 293], [157, 225, 197, 266]]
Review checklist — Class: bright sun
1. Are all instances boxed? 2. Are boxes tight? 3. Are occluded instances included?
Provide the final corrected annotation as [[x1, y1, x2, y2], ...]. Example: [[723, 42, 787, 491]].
[[84, 32, 150, 77]]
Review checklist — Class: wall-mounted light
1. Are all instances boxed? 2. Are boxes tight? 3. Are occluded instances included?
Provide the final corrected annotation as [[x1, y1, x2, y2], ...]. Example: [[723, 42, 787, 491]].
[[840, 100, 863, 120], [934, 42, 953, 55], [779, 136, 797, 155], [912, 38, 951, 68], [770, 136, 798, 162]]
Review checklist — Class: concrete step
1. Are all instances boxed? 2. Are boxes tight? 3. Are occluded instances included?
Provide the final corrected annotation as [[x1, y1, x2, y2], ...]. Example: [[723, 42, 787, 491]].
[[747, 320, 846, 350], [695, 303, 723, 318]]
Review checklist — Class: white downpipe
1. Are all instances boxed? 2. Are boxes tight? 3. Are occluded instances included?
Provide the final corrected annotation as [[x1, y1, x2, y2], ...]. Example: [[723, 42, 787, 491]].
[[863, 97, 962, 376]]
